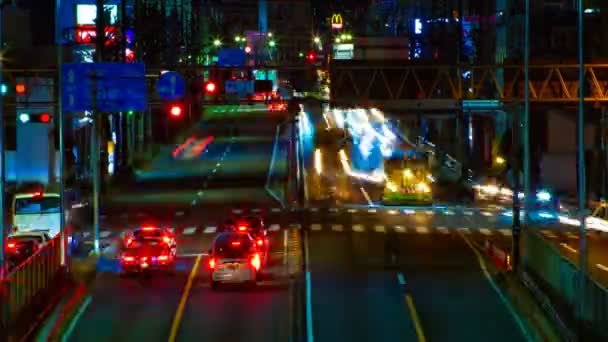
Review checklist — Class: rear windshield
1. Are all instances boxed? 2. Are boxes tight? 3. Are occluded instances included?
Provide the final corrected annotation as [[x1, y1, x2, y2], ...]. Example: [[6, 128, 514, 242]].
[[15, 197, 60, 215], [214, 235, 252, 259]]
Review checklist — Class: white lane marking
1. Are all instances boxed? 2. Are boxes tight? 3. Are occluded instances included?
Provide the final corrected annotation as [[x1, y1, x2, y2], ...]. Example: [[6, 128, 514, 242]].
[[464, 210, 473, 216], [541, 230, 558, 239], [290, 223, 302, 229], [183, 227, 197, 235], [203, 226, 216, 234], [310, 208, 319, 212], [444, 210, 455, 216], [329, 208, 339, 213], [178, 252, 208, 258], [360, 187, 374, 206], [416, 227, 429, 234], [269, 224, 281, 231], [479, 228, 492, 236], [394, 225, 406, 233], [367, 208, 377, 213], [560, 243, 578, 254], [232, 209, 243, 214], [397, 273, 406, 285], [374, 225, 386, 233], [99, 231, 111, 238], [596, 264, 608, 272], [499, 229, 512, 236], [331, 224, 344, 232], [352, 224, 365, 232], [272, 208, 281, 213], [311, 224, 322, 231], [403, 210, 415, 215], [347, 209, 357, 213], [252, 208, 261, 213], [481, 211, 493, 217], [437, 227, 449, 234], [175, 211, 185, 217], [388, 210, 399, 215], [461, 228, 472, 234]]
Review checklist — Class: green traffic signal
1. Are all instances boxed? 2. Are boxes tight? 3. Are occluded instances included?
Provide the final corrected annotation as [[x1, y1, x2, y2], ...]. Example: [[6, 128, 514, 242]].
[[1, 84, 7, 95]]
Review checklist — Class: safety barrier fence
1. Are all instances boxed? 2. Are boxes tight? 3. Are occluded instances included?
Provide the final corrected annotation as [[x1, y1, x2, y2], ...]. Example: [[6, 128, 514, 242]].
[[523, 230, 608, 339], [265, 122, 289, 208]]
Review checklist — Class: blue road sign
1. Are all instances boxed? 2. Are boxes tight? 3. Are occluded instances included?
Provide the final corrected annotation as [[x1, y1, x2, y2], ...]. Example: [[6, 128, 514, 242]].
[[157, 71, 185, 100], [62, 63, 147, 112], [218, 49, 246, 67]]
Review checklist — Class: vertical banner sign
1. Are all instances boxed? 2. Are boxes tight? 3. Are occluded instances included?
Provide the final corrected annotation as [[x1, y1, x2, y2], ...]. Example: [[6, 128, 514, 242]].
[[331, 14, 343, 30]]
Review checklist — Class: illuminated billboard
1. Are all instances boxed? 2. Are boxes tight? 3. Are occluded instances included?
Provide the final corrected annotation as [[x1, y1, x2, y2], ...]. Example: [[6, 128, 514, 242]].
[[76, 4, 118, 25]]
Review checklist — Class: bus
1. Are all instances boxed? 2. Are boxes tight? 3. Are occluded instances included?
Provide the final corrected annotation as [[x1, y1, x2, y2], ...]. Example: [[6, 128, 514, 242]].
[[382, 151, 433, 206], [12, 191, 62, 237]]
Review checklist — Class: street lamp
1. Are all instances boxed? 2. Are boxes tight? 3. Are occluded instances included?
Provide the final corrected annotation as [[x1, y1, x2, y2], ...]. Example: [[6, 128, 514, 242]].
[[235, 35, 242, 43], [313, 36, 320, 44], [267, 32, 273, 38], [268, 40, 276, 47], [335, 37, 341, 43], [213, 39, 221, 47]]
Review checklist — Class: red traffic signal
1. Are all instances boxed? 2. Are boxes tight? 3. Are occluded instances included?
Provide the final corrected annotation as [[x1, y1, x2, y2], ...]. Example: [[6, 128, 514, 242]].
[[205, 82, 217, 94], [15, 84, 26, 94], [307, 52, 315, 61], [40, 113, 51, 123], [169, 105, 182, 117]]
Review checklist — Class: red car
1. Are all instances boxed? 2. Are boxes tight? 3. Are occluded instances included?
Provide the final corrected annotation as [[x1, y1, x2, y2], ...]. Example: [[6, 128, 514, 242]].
[[120, 228, 177, 276]]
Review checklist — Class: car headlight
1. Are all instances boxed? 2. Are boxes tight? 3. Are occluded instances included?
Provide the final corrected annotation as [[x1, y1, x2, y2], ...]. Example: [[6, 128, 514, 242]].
[[537, 190, 551, 202]]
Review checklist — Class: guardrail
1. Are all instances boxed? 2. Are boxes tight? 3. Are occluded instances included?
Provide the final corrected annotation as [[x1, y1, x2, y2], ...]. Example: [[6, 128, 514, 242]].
[[523, 230, 608, 339], [265, 123, 288, 208], [2, 235, 63, 335]]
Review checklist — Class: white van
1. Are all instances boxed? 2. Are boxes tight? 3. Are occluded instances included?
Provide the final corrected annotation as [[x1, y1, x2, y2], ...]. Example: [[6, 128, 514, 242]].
[[12, 192, 62, 238]]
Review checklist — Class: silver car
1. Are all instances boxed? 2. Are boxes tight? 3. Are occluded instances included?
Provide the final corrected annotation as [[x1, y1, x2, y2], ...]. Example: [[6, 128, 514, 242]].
[[208, 232, 261, 290]]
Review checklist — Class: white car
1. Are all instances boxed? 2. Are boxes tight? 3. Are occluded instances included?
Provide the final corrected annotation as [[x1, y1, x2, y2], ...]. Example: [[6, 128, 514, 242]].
[[208, 232, 262, 290]]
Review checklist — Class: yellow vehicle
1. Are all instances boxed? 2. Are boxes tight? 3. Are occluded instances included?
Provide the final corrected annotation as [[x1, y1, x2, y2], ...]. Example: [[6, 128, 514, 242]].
[[382, 156, 433, 206]]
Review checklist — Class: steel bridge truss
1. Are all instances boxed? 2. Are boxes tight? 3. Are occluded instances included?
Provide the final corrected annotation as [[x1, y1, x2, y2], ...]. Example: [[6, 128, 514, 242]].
[[329, 64, 608, 110]]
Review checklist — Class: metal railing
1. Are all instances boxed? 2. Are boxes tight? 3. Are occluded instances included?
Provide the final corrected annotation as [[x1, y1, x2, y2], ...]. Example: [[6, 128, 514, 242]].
[[4, 235, 63, 327], [523, 230, 608, 339], [265, 123, 289, 208]]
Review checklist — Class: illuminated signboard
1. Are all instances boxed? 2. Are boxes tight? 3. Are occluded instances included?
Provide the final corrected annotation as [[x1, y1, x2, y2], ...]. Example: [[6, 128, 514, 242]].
[[76, 4, 118, 25], [331, 14, 343, 30], [333, 44, 353, 60], [75, 25, 119, 45]]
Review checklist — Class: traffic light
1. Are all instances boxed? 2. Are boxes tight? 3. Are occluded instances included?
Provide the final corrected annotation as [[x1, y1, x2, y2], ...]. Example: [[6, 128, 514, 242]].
[[18, 112, 52, 123], [307, 52, 316, 62], [15, 83, 26, 95], [169, 105, 183, 118], [205, 81, 217, 94]]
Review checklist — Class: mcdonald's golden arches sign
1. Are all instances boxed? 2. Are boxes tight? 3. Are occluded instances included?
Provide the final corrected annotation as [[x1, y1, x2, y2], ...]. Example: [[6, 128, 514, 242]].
[[331, 14, 343, 30]]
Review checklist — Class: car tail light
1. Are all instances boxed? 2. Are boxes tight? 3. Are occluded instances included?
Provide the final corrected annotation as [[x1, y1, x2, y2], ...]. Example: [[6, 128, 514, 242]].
[[257, 239, 264, 246], [7, 243, 15, 249], [231, 241, 241, 246], [158, 255, 169, 261], [122, 256, 134, 262], [142, 226, 156, 231], [209, 258, 215, 269], [126, 238, 133, 246], [251, 253, 261, 270], [163, 236, 171, 244], [238, 225, 248, 231]]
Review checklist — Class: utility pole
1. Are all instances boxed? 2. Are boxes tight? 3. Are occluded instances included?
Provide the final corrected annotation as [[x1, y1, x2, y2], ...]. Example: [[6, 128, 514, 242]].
[[56, 0, 67, 267], [0, 0, 6, 281], [576, 0, 588, 326], [92, 0, 105, 253], [522, 0, 532, 225]]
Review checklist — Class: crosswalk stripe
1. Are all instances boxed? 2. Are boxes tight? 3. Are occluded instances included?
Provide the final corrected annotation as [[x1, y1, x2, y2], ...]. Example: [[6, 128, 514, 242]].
[[269, 224, 281, 231], [310, 208, 319, 212], [183, 227, 197, 235], [203, 226, 216, 234], [352, 224, 364, 232], [175, 211, 185, 217], [311, 224, 322, 231], [416, 227, 429, 234], [100, 231, 111, 238], [394, 225, 406, 233], [329, 208, 339, 213], [403, 210, 415, 215], [444, 210, 455, 216], [388, 210, 399, 215], [251, 208, 261, 213], [464, 211, 473, 216], [425, 210, 434, 215], [479, 228, 492, 235], [271, 208, 281, 213], [437, 227, 449, 234], [541, 230, 558, 239], [347, 209, 357, 213], [232, 209, 243, 214], [461, 228, 472, 234], [499, 229, 512, 236], [481, 211, 493, 217], [374, 225, 386, 233], [332, 224, 344, 232], [82, 232, 90, 238], [368, 208, 377, 213]]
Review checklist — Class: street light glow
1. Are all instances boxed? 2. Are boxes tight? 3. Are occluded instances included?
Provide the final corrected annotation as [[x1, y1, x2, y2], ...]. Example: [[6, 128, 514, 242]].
[[235, 36, 242, 42], [267, 32, 273, 38], [268, 40, 276, 47], [335, 38, 341, 43], [213, 39, 221, 47], [313, 36, 320, 44]]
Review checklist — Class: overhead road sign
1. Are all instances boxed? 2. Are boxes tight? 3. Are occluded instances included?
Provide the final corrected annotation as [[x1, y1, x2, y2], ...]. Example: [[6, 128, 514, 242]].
[[62, 63, 147, 112], [218, 49, 246, 67], [157, 71, 185, 100]]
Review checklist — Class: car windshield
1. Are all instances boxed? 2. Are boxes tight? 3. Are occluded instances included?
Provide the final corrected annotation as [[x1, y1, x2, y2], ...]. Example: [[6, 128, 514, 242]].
[[214, 235, 252, 259], [14, 197, 60, 215]]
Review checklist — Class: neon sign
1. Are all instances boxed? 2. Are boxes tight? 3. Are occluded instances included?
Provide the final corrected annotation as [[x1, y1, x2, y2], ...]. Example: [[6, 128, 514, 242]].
[[75, 25, 119, 46], [331, 14, 343, 30]]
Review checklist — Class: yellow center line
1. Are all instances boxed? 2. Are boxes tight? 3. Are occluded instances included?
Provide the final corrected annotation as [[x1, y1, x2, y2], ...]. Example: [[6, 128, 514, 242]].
[[168, 255, 201, 342], [405, 294, 426, 342]]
